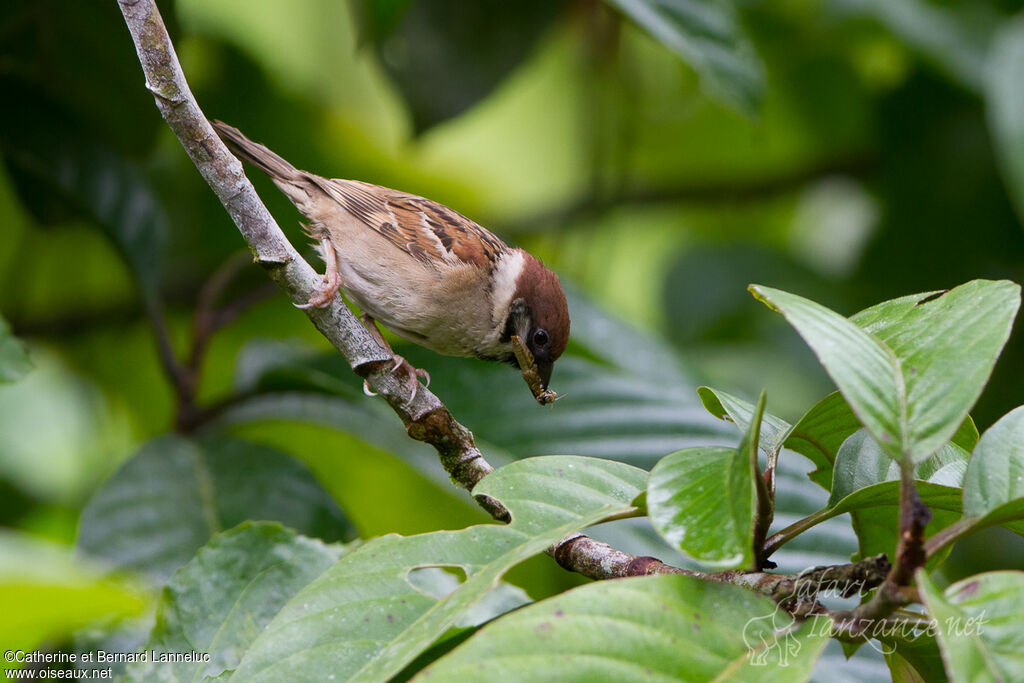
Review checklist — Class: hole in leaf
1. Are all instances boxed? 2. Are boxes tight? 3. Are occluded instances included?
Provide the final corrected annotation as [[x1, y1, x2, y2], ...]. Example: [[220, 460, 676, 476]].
[[406, 565, 468, 599]]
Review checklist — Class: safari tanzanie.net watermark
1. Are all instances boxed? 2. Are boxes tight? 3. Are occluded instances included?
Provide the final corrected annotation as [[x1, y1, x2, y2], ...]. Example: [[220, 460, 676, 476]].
[[741, 575, 989, 666]]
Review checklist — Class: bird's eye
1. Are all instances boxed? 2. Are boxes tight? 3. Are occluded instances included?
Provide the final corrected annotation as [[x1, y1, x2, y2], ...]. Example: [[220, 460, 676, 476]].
[[533, 329, 549, 347]]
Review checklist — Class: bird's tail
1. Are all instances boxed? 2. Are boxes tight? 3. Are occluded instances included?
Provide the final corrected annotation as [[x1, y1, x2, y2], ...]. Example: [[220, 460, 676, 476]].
[[211, 120, 300, 182]]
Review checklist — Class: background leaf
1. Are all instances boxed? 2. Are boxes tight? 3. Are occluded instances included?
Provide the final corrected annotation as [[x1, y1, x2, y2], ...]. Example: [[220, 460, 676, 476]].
[[604, 0, 765, 115], [0, 313, 31, 383], [77, 435, 355, 582], [355, 0, 566, 132], [988, 14, 1024, 227], [0, 530, 149, 665], [124, 522, 345, 682]]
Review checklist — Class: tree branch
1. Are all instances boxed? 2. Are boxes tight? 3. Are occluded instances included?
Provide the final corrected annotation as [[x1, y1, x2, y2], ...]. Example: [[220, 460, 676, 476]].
[[117, 0, 897, 607], [117, 0, 508, 517]]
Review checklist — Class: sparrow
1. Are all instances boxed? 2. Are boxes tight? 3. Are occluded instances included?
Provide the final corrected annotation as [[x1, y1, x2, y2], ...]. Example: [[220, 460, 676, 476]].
[[212, 121, 569, 404]]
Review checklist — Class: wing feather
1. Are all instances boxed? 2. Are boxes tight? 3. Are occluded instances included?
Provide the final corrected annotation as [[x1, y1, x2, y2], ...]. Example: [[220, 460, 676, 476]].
[[312, 178, 508, 268]]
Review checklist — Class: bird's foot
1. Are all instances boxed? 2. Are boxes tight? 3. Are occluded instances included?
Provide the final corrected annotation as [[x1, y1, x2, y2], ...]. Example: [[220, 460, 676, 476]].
[[295, 235, 341, 309], [362, 355, 430, 402]]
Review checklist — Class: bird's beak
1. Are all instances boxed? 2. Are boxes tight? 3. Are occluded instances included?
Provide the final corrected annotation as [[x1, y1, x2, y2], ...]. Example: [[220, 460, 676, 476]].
[[535, 360, 553, 391]]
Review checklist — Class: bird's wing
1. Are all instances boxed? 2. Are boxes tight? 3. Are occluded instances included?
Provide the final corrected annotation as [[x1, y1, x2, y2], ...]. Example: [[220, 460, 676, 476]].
[[314, 178, 509, 268]]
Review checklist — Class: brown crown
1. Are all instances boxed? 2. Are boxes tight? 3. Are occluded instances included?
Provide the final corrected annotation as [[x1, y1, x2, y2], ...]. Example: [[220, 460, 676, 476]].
[[515, 253, 570, 360]]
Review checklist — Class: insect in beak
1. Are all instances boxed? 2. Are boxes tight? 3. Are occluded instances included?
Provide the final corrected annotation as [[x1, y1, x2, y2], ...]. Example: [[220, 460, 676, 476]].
[[511, 335, 557, 406]]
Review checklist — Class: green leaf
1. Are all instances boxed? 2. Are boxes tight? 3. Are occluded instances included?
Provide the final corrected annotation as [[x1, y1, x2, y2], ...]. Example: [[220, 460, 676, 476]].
[[77, 435, 355, 582], [918, 569, 1024, 681], [0, 314, 31, 383], [0, 530, 149, 660], [960, 405, 1024, 532], [230, 455, 646, 682], [750, 281, 1020, 464], [697, 386, 791, 455], [604, 0, 765, 116], [416, 574, 829, 681], [828, 430, 967, 508], [782, 392, 861, 489], [124, 522, 346, 682], [648, 445, 755, 568], [988, 15, 1024, 228]]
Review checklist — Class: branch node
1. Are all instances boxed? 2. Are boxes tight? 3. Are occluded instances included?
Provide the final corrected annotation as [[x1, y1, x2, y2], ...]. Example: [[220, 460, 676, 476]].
[[625, 556, 665, 576]]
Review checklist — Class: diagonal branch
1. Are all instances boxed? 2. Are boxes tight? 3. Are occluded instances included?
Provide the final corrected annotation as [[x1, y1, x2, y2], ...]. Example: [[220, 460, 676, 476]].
[[117, 0, 896, 607], [117, 0, 504, 519]]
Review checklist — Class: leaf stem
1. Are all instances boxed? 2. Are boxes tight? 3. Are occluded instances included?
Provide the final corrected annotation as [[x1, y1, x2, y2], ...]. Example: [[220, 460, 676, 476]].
[[762, 507, 837, 557], [923, 517, 976, 558]]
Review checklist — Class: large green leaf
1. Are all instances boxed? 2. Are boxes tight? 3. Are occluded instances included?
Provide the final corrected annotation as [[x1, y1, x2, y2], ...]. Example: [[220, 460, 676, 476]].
[[77, 435, 355, 582], [765, 428, 970, 562], [0, 313, 31, 384], [650, 388, 762, 569], [605, 0, 765, 116], [124, 522, 346, 682], [750, 282, 1020, 464], [988, 15, 1024, 228], [648, 446, 755, 568], [918, 569, 1024, 681], [416, 574, 829, 681], [0, 530, 149, 664], [229, 455, 646, 682]]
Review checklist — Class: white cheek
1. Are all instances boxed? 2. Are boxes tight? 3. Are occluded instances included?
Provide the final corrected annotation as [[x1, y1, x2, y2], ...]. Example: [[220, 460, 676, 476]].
[[490, 250, 525, 325]]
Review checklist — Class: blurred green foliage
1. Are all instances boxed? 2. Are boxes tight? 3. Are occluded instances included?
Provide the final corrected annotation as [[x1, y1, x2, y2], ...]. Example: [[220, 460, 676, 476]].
[[3, 0, 1024, 679]]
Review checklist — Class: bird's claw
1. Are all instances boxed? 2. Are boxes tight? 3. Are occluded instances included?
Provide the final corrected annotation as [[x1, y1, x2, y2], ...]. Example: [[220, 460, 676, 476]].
[[364, 355, 429, 403], [393, 355, 429, 403]]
